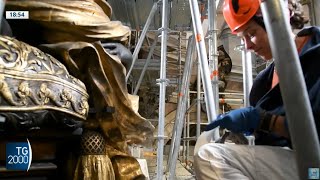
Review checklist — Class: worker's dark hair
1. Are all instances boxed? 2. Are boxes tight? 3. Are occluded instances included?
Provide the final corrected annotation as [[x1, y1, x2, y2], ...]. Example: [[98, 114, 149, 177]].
[[289, 0, 309, 29], [252, 0, 309, 30], [252, 16, 266, 30]]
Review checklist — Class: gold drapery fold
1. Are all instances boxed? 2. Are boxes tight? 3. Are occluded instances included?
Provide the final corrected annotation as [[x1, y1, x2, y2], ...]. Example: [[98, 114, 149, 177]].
[[74, 155, 115, 180], [40, 42, 151, 179], [6, 0, 130, 43], [39, 42, 154, 148], [106, 145, 146, 180]]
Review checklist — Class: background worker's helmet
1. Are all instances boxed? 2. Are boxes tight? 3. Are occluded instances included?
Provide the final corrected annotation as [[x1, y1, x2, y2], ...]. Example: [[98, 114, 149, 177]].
[[223, 0, 260, 33]]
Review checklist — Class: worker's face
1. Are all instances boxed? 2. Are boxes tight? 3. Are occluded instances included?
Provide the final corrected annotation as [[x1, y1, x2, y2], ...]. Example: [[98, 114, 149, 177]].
[[236, 19, 272, 60]]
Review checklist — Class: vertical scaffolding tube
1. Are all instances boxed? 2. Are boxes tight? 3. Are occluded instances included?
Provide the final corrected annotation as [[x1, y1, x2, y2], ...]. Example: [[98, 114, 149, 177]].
[[131, 0, 140, 30], [156, 0, 169, 179], [126, 2, 159, 81], [208, 0, 219, 114], [133, 34, 159, 95], [260, 0, 320, 179], [196, 60, 201, 138], [189, 0, 219, 139], [186, 88, 190, 162], [167, 36, 195, 179], [178, 32, 183, 90], [241, 40, 253, 107], [313, 0, 320, 26], [310, 0, 320, 26], [0, 0, 5, 29], [183, 101, 187, 162]]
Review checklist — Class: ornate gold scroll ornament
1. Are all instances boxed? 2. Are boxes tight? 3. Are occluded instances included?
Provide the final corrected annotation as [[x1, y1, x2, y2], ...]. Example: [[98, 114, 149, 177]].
[[0, 36, 89, 120]]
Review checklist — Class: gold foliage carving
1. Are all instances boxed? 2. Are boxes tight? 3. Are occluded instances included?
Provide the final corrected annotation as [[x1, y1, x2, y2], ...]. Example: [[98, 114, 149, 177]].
[[0, 36, 89, 120]]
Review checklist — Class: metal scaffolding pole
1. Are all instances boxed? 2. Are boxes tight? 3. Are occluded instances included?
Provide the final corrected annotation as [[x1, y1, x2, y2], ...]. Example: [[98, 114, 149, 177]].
[[196, 60, 201, 138], [167, 36, 195, 179], [183, 97, 188, 162], [0, 0, 5, 29], [260, 0, 320, 179], [240, 40, 253, 107], [310, 0, 320, 26], [314, 0, 320, 26], [208, 0, 219, 114], [178, 32, 183, 91], [131, 0, 140, 30], [126, 2, 159, 81], [186, 88, 190, 162], [133, 33, 159, 95], [189, 91, 244, 96], [219, 98, 243, 104], [189, 0, 219, 139], [156, 0, 169, 179]]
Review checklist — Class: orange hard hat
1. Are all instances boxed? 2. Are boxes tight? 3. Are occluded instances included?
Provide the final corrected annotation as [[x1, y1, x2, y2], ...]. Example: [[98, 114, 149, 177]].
[[223, 0, 261, 33]]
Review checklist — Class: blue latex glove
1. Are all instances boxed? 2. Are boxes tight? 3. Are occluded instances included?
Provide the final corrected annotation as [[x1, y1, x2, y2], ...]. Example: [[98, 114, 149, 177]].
[[205, 107, 261, 133]]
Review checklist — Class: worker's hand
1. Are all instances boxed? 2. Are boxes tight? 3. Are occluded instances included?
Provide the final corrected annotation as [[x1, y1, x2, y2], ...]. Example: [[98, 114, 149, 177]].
[[205, 107, 261, 133]]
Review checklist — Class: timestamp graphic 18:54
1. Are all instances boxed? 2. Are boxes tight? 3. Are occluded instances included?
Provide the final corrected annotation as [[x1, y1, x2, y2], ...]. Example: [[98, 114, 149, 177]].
[[5, 11, 29, 19]]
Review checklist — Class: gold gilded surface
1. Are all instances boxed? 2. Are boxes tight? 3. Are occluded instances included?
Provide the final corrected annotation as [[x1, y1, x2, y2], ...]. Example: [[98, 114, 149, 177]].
[[74, 155, 115, 180], [5, 0, 154, 179], [6, 0, 154, 147], [6, 0, 130, 43], [0, 36, 89, 120], [106, 145, 145, 180], [39, 42, 154, 146]]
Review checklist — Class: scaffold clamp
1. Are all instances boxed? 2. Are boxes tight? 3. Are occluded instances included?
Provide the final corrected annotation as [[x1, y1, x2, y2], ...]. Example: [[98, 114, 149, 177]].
[[156, 78, 170, 86], [158, 27, 171, 33], [154, 135, 168, 140]]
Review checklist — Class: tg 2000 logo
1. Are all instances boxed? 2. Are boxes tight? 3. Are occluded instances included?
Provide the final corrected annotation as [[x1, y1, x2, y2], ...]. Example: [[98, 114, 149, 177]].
[[6, 139, 32, 171]]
